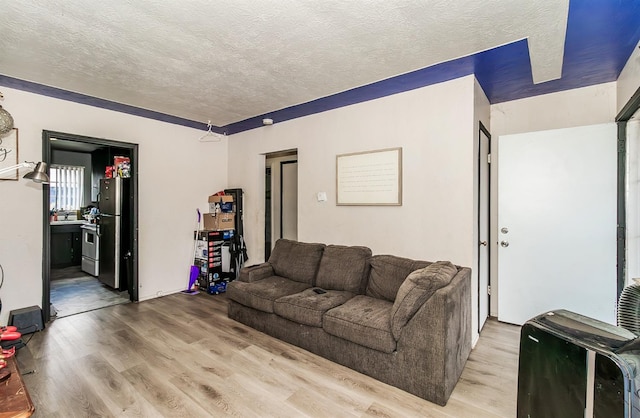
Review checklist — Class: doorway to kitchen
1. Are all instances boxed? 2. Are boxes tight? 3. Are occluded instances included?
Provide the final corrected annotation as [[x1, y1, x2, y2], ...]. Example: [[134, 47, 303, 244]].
[[42, 130, 138, 321]]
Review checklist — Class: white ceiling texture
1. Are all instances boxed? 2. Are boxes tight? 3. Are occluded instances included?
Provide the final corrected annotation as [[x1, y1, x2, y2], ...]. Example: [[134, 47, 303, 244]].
[[0, 1, 637, 134]]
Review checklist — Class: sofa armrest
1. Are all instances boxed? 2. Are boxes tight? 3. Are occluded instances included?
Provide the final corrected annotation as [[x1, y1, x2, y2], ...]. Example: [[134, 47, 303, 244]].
[[238, 263, 274, 283], [390, 261, 458, 340], [396, 266, 471, 405]]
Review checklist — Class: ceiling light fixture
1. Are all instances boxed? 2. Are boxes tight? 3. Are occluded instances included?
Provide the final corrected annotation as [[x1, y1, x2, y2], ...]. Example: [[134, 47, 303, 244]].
[[0, 92, 15, 135]]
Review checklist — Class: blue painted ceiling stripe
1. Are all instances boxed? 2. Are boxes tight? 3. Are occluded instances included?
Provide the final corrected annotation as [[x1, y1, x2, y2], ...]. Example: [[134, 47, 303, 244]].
[[0, 74, 213, 132], [474, 40, 533, 104]]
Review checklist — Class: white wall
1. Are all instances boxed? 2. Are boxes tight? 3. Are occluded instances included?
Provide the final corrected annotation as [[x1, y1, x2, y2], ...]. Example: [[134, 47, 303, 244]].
[[230, 76, 476, 262], [489, 82, 617, 316], [229, 75, 480, 341], [0, 87, 227, 324], [618, 40, 640, 114]]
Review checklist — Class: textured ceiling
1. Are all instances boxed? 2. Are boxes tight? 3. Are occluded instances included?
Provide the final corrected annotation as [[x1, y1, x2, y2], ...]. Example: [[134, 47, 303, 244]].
[[0, 1, 638, 135]]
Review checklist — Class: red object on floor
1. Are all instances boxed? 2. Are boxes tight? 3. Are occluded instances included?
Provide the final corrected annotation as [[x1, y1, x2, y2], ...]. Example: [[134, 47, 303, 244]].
[[0, 331, 21, 341], [0, 326, 17, 333]]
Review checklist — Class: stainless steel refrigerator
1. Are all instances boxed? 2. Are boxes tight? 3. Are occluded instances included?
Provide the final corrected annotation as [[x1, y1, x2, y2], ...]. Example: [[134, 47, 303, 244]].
[[97, 177, 131, 290]]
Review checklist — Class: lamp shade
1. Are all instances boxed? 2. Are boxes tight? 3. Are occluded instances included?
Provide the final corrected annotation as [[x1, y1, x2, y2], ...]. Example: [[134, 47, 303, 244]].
[[0, 105, 14, 135], [22, 162, 49, 183]]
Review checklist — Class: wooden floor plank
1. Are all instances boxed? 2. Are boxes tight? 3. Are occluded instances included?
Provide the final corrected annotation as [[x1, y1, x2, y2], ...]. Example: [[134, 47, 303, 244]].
[[74, 353, 160, 417], [121, 363, 212, 417], [18, 292, 520, 417]]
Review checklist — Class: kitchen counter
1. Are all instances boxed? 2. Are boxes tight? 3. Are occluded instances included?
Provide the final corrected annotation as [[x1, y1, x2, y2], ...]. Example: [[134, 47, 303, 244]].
[[50, 220, 88, 226]]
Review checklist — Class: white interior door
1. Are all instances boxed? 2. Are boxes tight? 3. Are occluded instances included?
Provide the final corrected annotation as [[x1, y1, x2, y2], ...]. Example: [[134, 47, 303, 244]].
[[497, 123, 617, 326], [478, 125, 490, 332]]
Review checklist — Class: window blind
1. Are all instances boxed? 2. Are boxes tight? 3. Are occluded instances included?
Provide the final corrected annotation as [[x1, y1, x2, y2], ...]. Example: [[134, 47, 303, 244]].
[[50, 165, 84, 211]]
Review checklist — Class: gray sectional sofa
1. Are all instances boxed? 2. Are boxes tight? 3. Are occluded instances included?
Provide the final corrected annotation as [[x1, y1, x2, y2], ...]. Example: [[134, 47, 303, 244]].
[[226, 239, 471, 406]]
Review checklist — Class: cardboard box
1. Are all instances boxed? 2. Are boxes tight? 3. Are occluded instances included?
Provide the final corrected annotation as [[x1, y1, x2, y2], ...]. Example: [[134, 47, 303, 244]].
[[208, 195, 234, 212], [202, 213, 216, 230], [192, 230, 235, 289], [217, 212, 235, 230], [203, 212, 235, 231], [194, 230, 224, 264]]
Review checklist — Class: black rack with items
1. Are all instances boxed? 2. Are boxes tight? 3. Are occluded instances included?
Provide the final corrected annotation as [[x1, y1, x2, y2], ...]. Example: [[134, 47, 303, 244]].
[[224, 188, 248, 279]]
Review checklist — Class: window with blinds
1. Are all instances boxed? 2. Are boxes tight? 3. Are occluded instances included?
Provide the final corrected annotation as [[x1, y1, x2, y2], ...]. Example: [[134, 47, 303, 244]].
[[49, 165, 85, 211]]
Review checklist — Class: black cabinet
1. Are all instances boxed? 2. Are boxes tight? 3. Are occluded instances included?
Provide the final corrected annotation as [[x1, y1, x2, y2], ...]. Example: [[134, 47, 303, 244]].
[[71, 231, 81, 264], [51, 225, 82, 268]]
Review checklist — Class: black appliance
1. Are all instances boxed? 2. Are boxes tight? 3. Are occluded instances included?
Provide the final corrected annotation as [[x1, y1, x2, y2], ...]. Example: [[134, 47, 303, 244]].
[[97, 177, 131, 290], [223, 188, 248, 278], [223, 188, 244, 235], [517, 309, 640, 417]]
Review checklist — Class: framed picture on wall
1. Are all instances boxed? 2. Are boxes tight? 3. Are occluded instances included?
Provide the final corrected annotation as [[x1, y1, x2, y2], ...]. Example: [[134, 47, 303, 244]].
[[0, 128, 18, 181], [336, 147, 402, 205]]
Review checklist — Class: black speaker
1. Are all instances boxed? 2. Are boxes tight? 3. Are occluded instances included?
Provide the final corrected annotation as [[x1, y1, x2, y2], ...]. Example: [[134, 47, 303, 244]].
[[9, 305, 44, 334]]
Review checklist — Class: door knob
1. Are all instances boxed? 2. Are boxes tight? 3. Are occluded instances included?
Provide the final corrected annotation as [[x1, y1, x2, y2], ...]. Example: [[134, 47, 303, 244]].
[[479, 241, 488, 246], [500, 241, 509, 247]]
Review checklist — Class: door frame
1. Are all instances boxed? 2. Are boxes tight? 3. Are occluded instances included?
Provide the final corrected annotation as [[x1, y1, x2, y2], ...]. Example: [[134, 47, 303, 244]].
[[616, 85, 640, 298], [477, 121, 491, 332], [264, 165, 272, 261], [42, 130, 139, 322], [279, 160, 298, 240]]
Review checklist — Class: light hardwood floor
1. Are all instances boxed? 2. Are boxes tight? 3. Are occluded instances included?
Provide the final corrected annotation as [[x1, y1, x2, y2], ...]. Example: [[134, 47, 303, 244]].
[[16, 293, 521, 417]]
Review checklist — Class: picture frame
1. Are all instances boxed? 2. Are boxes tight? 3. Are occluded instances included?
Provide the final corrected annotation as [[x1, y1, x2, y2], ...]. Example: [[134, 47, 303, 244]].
[[0, 128, 18, 181], [336, 147, 402, 206]]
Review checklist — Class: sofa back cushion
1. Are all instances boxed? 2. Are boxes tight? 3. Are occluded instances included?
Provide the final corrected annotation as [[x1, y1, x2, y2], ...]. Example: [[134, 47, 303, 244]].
[[268, 239, 325, 284], [390, 261, 458, 340], [315, 245, 372, 293], [365, 255, 431, 302]]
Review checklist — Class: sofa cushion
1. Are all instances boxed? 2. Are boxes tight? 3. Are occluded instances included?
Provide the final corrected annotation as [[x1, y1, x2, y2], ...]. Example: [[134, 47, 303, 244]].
[[323, 295, 396, 353], [315, 245, 372, 293], [365, 255, 431, 302], [390, 261, 458, 340], [274, 288, 355, 327], [226, 276, 311, 313], [268, 239, 326, 284]]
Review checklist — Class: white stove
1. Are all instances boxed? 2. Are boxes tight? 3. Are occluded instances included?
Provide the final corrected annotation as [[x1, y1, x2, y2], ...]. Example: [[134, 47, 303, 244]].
[[81, 223, 99, 276]]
